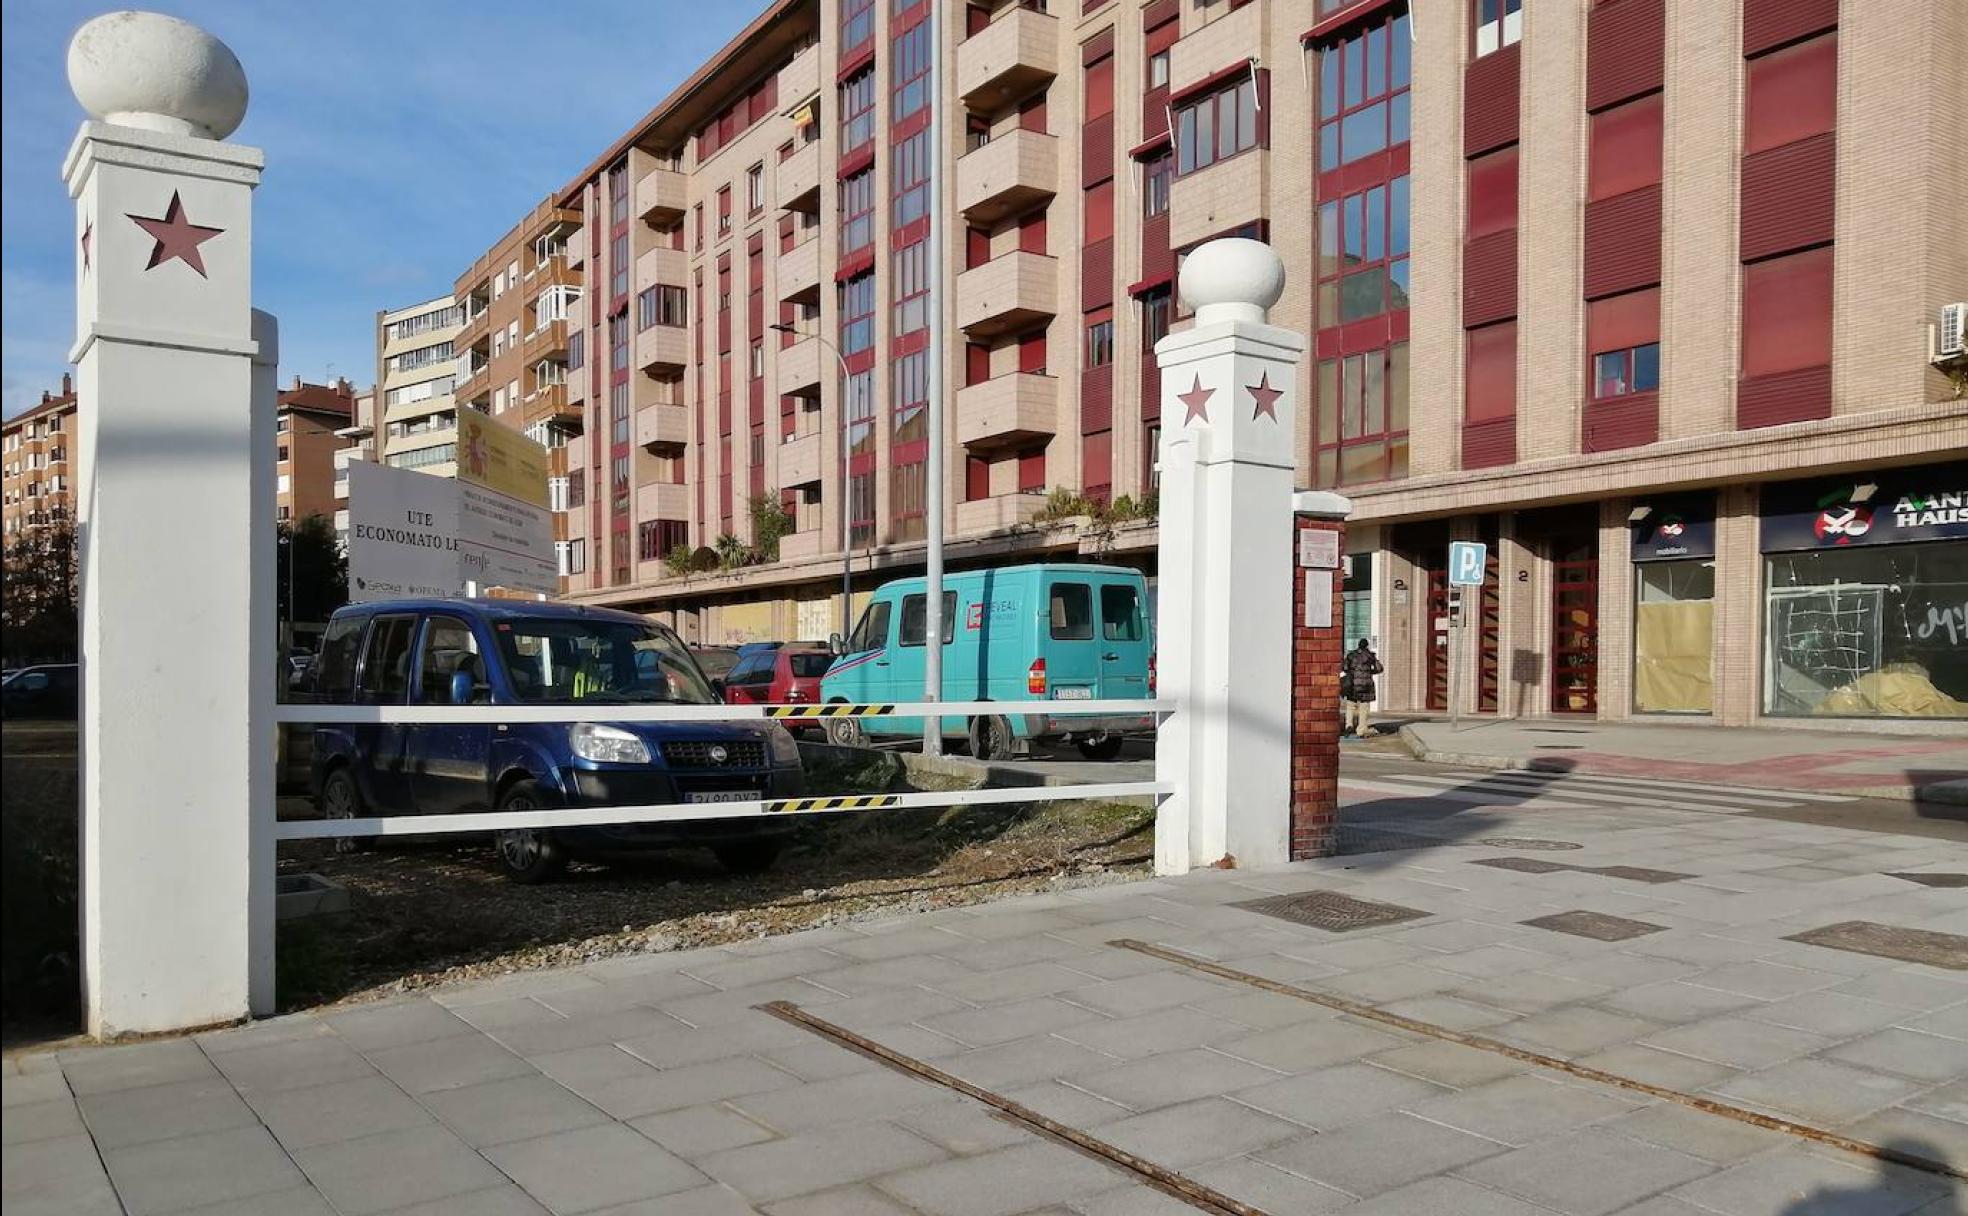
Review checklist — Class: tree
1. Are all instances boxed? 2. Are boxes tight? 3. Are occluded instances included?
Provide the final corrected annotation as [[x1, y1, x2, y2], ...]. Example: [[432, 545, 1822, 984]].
[[1, 522, 77, 665], [747, 493, 794, 564], [714, 532, 749, 571], [278, 513, 348, 633]]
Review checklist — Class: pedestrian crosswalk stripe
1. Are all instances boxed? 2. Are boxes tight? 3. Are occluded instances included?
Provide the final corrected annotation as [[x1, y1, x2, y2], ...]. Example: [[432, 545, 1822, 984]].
[[1354, 770, 1837, 811], [1462, 768, 1860, 803], [1340, 777, 1600, 811]]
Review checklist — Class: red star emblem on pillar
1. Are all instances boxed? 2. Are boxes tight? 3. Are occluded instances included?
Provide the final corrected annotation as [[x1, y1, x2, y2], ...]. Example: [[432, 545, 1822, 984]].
[[80, 221, 93, 272], [1177, 375, 1214, 425], [1246, 372, 1283, 422], [128, 191, 224, 278]]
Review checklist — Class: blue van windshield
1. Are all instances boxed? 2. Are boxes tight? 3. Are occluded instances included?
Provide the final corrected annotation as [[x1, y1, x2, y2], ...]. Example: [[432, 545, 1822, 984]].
[[494, 618, 715, 704]]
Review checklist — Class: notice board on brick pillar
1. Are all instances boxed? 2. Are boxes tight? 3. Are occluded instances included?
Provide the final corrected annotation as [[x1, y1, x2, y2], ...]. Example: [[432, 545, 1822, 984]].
[[1291, 491, 1352, 860]]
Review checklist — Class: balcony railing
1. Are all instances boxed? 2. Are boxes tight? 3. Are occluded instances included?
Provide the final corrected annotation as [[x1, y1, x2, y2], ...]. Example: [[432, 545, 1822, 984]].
[[956, 372, 1058, 448], [955, 250, 1059, 335], [957, 128, 1058, 222], [958, 6, 1059, 109]]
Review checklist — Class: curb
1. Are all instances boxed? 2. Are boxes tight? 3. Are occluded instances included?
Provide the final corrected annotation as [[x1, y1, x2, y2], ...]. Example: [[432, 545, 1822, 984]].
[[1394, 725, 1968, 807]]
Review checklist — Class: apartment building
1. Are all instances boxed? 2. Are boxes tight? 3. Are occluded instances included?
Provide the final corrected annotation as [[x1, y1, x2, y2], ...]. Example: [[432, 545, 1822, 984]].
[[452, 198, 586, 576], [510, 0, 1962, 728], [374, 294, 467, 477], [1, 375, 79, 540], [274, 377, 357, 524], [331, 387, 377, 546]]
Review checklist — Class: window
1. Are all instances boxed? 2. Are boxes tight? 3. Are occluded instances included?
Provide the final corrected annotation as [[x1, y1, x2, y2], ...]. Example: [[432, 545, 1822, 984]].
[[840, 272, 876, 355], [311, 615, 363, 700], [840, 169, 875, 254], [638, 285, 687, 329], [892, 129, 931, 228], [610, 233, 630, 298], [1049, 584, 1093, 640], [841, 0, 874, 52], [1745, 33, 1837, 155], [277, 444, 289, 463], [1588, 289, 1661, 399], [609, 311, 629, 371], [1316, 175, 1410, 328], [840, 68, 876, 153], [847, 598, 891, 653], [1465, 321, 1516, 422], [357, 615, 417, 702], [892, 20, 932, 121], [1143, 151, 1172, 218], [416, 617, 483, 704], [549, 476, 570, 512], [1742, 246, 1833, 376], [1084, 179, 1114, 244], [717, 185, 732, 234], [1473, 0, 1522, 58], [1312, 342, 1410, 488], [1147, 47, 1171, 91], [1589, 93, 1664, 202], [1466, 147, 1518, 238], [746, 163, 765, 214], [1085, 313, 1115, 367], [1316, 12, 1411, 173], [893, 240, 930, 335], [1141, 287, 1173, 349], [893, 350, 929, 440], [898, 591, 957, 646], [749, 339, 765, 381], [1175, 75, 1259, 175], [1101, 584, 1144, 642]]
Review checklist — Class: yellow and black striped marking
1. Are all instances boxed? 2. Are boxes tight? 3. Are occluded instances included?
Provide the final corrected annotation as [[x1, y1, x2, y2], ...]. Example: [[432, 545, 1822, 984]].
[[768, 794, 903, 814], [767, 703, 897, 719]]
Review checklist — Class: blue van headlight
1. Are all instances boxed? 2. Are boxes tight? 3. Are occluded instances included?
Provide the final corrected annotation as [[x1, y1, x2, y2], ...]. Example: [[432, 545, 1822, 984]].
[[765, 724, 801, 766], [570, 722, 651, 764]]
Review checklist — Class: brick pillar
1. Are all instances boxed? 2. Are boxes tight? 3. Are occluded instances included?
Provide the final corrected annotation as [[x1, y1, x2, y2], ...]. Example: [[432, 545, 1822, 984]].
[[1290, 506, 1348, 860]]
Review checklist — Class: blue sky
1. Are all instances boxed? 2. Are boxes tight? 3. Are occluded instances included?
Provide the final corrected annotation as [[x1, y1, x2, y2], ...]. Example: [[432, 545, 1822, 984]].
[[1, 1, 758, 417]]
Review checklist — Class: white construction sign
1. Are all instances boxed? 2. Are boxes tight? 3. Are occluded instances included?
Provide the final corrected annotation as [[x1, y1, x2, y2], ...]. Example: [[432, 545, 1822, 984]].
[[347, 459, 553, 602]]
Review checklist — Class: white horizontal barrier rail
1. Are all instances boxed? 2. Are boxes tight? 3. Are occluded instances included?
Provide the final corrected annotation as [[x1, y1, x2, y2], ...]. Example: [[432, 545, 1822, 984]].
[[273, 699, 1172, 725], [275, 780, 1172, 840]]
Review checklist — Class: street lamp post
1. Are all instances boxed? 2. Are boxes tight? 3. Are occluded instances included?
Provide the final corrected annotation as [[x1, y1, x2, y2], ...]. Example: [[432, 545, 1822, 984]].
[[769, 323, 853, 641]]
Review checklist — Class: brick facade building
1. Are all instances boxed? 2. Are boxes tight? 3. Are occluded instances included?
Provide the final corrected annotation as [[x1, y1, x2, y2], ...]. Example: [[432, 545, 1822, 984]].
[[2, 376, 78, 540], [275, 377, 357, 525]]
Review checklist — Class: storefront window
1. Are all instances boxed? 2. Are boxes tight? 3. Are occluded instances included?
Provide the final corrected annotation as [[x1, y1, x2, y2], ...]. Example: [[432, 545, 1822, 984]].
[[1764, 543, 1968, 718], [1635, 560, 1714, 714]]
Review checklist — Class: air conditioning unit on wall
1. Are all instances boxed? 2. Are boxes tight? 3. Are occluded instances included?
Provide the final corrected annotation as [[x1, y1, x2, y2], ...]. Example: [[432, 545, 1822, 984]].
[[1934, 302, 1968, 362]]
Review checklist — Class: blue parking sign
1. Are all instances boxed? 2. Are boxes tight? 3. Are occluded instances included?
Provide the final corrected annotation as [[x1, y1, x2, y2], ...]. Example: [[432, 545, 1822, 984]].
[[1448, 540, 1488, 586]]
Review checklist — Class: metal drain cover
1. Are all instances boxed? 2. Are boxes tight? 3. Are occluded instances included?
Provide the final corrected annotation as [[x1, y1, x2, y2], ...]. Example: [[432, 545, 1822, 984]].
[[1236, 891, 1431, 932], [1786, 921, 1968, 970], [1470, 856, 1573, 874], [1887, 872, 1968, 889], [1522, 910, 1667, 941], [1479, 838, 1584, 851]]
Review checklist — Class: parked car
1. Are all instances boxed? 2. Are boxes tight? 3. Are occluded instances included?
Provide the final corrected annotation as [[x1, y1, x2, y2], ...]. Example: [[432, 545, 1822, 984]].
[[1, 663, 79, 719], [820, 564, 1154, 760], [305, 599, 804, 883], [722, 643, 835, 719], [689, 645, 741, 687]]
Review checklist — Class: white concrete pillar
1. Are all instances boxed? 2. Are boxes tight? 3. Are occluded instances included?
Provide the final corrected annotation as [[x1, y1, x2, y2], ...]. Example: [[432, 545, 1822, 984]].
[[1153, 241, 1306, 876], [64, 12, 267, 1037]]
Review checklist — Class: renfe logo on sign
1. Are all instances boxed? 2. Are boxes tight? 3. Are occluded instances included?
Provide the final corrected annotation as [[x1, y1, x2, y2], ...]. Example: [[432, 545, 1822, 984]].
[[1449, 540, 1488, 586]]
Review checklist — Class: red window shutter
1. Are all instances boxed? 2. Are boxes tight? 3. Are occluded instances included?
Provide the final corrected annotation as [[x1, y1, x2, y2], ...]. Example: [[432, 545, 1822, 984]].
[[1081, 429, 1113, 492], [966, 343, 992, 386], [1746, 34, 1837, 155], [1466, 146, 1519, 238], [1085, 58, 1115, 120], [1587, 287, 1659, 355], [1588, 93, 1663, 202], [1586, 0, 1666, 111], [1146, 19, 1178, 57], [1465, 320, 1517, 422], [967, 227, 991, 268], [966, 456, 991, 500], [1019, 212, 1047, 254], [1742, 246, 1832, 376], [1018, 331, 1048, 374], [1019, 448, 1046, 491], [966, 4, 989, 36], [1084, 181, 1115, 243], [1019, 94, 1049, 133]]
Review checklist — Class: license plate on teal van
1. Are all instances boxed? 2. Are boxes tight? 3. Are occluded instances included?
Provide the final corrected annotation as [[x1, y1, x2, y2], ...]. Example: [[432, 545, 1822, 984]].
[[1053, 687, 1093, 700]]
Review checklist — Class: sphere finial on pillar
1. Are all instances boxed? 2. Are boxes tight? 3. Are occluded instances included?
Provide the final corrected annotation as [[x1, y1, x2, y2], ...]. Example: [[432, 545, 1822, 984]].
[[1177, 237, 1286, 326], [67, 11, 248, 140]]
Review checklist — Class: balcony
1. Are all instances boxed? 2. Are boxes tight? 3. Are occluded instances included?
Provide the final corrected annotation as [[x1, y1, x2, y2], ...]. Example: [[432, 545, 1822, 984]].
[[957, 129, 1058, 223], [635, 245, 687, 293], [778, 138, 821, 207], [522, 318, 570, 361], [958, 6, 1059, 110], [778, 237, 820, 302], [454, 356, 489, 398], [956, 250, 1058, 335], [566, 369, 589, 408], [636, 165, 687, 225], [956, 492, 1047, 536], [635, 403, 690, 451], [636, 480, 689, 521], [778, 529, 823, 562], [1168, 150, 1269, 251], [777, 337, 824, 395], [956, 372, 1058, 449], [454, 306, 490, 352], [779, 45, 820, 112], [778, 431, 822, 486], [522, 382, 579, 425], [636, 324, 687, 373], [1168, 0, 1261, 99]]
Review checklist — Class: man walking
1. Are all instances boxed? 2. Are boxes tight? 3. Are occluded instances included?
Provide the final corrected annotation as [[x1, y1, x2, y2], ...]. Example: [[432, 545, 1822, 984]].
[[1341, 638, 1383, 737]]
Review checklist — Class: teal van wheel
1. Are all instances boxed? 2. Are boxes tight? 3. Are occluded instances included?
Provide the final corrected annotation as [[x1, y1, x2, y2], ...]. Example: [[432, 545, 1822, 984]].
[[825, 708, 866, 747], [969, 715, 1014, 761]]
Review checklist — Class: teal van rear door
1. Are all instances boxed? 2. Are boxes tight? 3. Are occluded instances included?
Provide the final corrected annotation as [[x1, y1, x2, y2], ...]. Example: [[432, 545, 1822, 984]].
[[1042, 578, 1100, 701], [1095, 578, 1151, 699]]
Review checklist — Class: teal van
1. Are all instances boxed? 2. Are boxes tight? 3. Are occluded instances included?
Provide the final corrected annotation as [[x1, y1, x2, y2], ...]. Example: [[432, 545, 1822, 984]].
[[819, 564, 1154, 760]]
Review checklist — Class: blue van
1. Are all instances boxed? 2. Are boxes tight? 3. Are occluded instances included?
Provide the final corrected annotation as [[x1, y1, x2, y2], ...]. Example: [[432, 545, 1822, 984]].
[[305, 599, 803, 883], [819, 564, 1154, 760]]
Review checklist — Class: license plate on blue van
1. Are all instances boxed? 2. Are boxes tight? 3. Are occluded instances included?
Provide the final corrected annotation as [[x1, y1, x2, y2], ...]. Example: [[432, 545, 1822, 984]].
[[686, 791, 753, 804], [1053, 687, 1093, 700]]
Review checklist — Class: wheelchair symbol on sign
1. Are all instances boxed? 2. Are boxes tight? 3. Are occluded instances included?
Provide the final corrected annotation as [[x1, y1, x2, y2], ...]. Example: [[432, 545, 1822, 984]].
[[1448, 541, 1488, 587]]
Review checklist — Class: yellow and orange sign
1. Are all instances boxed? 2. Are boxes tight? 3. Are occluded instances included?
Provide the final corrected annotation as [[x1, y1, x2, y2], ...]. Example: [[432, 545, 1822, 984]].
[[456, 410, 549, 509]]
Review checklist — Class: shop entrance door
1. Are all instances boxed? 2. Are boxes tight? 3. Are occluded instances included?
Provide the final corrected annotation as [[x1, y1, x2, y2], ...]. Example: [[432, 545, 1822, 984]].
[[1552, 541, 1599, 714], [1427, 569, 1449, 711]]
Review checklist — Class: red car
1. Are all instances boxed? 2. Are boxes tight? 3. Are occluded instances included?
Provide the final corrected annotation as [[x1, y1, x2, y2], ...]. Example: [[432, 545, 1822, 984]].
[[721, 643, 834, 714]]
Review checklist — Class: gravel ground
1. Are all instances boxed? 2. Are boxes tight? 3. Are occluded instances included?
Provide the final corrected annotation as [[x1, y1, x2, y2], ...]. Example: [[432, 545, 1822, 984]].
[[275, 755, 1155, 1011]]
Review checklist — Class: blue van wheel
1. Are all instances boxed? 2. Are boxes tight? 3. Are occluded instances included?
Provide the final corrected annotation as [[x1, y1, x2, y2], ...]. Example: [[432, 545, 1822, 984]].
[[319, 767, 377, 855], [493, 780, 568, 884]]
